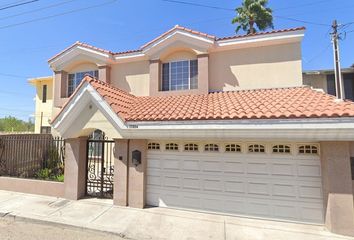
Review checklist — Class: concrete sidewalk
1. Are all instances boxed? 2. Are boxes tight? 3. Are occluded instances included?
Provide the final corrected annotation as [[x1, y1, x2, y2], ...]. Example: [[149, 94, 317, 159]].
[[0, 190, 352, 240]]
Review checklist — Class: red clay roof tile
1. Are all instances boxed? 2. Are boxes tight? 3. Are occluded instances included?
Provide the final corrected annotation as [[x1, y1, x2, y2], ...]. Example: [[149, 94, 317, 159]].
[[80, 76, 354, 122]]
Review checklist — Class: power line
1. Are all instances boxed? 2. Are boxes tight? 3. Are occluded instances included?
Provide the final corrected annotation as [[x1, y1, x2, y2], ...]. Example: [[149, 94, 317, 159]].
[[0, 0, 117, 30], [305, 43, 332, 64], [273, 0, 331, 11], [0, 72, 33, 79], [160, 0, 331, 27], [273, 16, 330, 27], [0, 0, 39, 11], [0, 0, 77, 21]]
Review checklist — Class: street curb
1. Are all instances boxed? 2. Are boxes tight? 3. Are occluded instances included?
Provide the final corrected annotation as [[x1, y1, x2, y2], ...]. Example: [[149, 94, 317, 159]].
[[0, 211, 133, 239]]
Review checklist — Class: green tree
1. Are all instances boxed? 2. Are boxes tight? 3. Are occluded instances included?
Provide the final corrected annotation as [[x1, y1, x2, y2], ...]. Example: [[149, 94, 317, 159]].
[[232, 0, 274, 34], [0, 116, 34, 132]]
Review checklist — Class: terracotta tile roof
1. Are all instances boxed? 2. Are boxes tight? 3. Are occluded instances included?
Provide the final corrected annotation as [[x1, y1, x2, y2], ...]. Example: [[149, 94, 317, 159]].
[[75, 76, 354, 123], [216, 27, 306, 41], [140, 25, 216, 49], [49, 26, 305, 62], [48, 41, 114, 63], [88, 78, 137, 121]]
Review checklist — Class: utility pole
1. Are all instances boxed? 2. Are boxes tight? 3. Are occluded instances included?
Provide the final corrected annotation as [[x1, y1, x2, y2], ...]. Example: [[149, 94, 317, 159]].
[[331, 20, 344, 100]]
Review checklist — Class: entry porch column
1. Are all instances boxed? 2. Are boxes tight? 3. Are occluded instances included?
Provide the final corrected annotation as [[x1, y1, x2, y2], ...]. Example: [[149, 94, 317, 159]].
[[113, 139, 147, 208], [64, 137, 88, 200]]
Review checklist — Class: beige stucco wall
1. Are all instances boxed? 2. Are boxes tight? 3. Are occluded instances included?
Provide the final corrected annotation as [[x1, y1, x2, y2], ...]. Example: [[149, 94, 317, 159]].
[[32, 78, 53, 133], [209, 42, 302, 91], [111, 61, 150, 96], [303, 74, 327, 92], [66, 62, 98, 73], [0, 177, 64, 197], [161, 50, 197, 62], [80, 109, 122, 139]]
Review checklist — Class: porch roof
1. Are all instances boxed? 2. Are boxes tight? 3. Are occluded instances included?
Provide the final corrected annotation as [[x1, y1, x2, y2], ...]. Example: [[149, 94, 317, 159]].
[[52, 75, 354, 124]]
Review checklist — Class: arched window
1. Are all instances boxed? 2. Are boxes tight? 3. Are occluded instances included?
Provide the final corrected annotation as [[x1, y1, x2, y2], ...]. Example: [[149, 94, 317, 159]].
[[225, 144, 241, 152], [272, 145, 291, 153], [165, 143, 179, 151], [298, 145, 318, 154], [204, 144, 219, 152], [248, 144, 265, 153], [184, 143, 198, 151], [148, 143, 160, 150]]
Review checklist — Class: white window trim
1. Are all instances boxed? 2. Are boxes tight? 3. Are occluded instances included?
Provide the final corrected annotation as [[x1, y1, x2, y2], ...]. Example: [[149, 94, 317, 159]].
[[162, 59, 197, 91]]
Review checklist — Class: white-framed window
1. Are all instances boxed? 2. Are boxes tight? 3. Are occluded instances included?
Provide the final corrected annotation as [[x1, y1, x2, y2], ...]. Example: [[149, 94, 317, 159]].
[[184, 143, 198, 151], [272, 145, 291, 153], [165, 143, 179, 151], [68, 70, 98, 96], [248, 144, 265, 153], [161, 59, 198, 91], [225, 144, 241, 152], [298, 145, 318, 154], [148, 143, 160, 150], [204, 144, 219, 152]]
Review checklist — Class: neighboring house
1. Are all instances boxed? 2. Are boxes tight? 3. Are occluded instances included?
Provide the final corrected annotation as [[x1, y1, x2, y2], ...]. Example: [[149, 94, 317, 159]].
[[33, 25, 354, 236], [303, 67, 354, 100], [28, 76, 53, 134]]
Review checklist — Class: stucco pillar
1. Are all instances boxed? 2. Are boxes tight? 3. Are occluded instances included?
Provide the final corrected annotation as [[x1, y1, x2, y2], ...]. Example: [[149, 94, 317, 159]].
[[128, 139, 147, 208], [98, 65, 111, 84], [320, 141, 354, 236], [149, 59, 160, 96], [113, 139, 128, 206], [197, 54, 209, 94], [54, 70, 68, 108], [64, 137, 88, 200]]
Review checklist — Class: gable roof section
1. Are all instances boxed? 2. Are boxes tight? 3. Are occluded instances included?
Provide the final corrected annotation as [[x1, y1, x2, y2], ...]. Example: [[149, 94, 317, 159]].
[[53, 76, 354, 125], [48, 26, 305, 64], [140, 25, 216, 50], [216, 27, 306, 41]]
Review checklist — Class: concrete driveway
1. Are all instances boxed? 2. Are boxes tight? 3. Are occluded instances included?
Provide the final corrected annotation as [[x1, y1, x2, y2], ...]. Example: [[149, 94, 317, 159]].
[[0, 190, 352, 240]]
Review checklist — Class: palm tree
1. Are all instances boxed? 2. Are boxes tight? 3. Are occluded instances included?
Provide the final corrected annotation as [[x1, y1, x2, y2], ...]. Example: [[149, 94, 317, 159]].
[[232, 0, 274, 34]]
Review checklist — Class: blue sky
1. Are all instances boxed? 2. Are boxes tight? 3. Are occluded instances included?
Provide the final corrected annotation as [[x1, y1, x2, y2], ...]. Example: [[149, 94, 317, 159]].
[[0, 0, 354, 120]]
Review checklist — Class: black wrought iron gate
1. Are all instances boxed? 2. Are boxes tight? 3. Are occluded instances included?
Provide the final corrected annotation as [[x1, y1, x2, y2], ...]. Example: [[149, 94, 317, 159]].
[[86, 135, 114, 199]]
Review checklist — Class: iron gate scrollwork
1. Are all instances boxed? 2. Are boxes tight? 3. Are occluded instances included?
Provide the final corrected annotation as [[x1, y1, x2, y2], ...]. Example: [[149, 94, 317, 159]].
[[86, 131, 114, 199]]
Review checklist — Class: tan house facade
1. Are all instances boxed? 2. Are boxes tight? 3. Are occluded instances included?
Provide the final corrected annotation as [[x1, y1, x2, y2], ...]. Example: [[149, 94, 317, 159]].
[[28, 76, 53, 134], [25, 25, 354, 236]]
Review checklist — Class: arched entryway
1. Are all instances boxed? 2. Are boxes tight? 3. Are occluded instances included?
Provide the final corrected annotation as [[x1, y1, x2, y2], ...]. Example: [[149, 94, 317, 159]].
[[86, 129, 114, 199]]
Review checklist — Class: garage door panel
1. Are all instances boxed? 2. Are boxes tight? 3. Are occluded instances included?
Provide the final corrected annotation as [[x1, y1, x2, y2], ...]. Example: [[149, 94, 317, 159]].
[[182, 177, 201, 190], [298, 184, 323, 199], [272, 183, 297, 197], [147, 143, 323, 224], [248, 182, 270, 196], [297, 164, 321, 177], [247, 162, 269, 175], [271, 163, 295, 176], [182, 160, 200, 171], [202, 160, 223, 172], [223, 161, 245, 173], [224, 180, 245, 193]]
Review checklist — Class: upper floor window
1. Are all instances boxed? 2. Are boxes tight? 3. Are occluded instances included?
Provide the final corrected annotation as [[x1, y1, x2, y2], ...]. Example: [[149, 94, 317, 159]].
[[42, 85, 47, 103], [161, 60, 198, 91], [68, 70, 98, 97]]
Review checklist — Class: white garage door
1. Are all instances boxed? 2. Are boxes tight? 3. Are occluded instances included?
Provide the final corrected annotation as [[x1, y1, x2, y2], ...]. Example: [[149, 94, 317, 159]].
[[146, 142, 324, 224]]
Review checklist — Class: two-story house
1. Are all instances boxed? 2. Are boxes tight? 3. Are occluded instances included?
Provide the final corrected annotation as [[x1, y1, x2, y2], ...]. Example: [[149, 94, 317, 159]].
[[28, 76, 53, 134], [42, 25, 354, 236]]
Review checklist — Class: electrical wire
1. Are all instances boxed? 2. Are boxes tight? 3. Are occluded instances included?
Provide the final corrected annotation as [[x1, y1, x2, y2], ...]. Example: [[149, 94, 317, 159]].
[[0, 0, 77, 21], [0, 0, 39, 11], [160, 0, 331, 27], [0, 0, 117, 30]]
